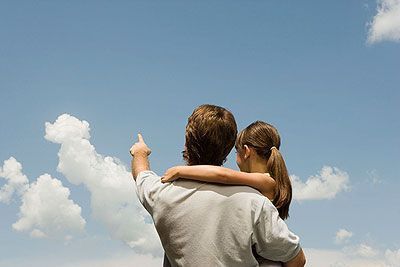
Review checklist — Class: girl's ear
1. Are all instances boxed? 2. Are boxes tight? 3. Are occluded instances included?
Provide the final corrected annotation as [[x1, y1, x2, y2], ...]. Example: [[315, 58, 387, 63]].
[[243, 145, 251, 159]]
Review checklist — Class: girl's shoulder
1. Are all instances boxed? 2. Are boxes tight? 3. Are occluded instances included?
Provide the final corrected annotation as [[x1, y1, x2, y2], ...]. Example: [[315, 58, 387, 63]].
[[249, 173, 276, 200]]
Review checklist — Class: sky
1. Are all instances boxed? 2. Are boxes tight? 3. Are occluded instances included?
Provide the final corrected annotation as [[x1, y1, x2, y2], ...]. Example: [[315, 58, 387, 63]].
[[0, 1, 399, 266]]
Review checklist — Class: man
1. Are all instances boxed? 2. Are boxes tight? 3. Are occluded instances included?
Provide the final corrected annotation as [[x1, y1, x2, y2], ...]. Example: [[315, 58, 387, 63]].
[[131, 104, 306, 266]]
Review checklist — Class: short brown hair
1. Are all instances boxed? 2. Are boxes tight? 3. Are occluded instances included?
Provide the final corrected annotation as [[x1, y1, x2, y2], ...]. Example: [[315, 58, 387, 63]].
[[236, 121, 292, 220], [183, 104, 237, 166]]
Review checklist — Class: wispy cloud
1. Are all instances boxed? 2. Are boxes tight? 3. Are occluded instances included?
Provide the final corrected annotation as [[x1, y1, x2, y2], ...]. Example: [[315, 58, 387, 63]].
[[367, 0, 400, 44], [290, 166, 350, 201], [309, 229, 400, 266], [5, 246, 398, 267], [305, 245, 400, 267], [0, 252, 162, 267], [335, 229, 353, 244], [344, 243, 380, 258], [44, 114, 161, 255], [367, 169, 382, 184], [59, 253, 162, 267], [385, 248, 400, 266]]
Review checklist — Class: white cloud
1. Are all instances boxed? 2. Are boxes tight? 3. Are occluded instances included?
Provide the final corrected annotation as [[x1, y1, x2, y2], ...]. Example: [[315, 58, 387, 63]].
[[12, 173, 86, 239], [4, 247, 400, 267], [59, 253, 163, 267], [367, 0, 400, 43], [290, 166, 350, 201], [305, 247, 397, 267], [30, 229, 48, 239], [335, 229, 353, 244], [0, 252, 163, 267], [0, 157, 29, 203], [44, 114, 162, 255], [385, 248, 400, 266], [45, 113, 91, 144], [367, 169, 382, 184], [345, 243, 380, 258], [1, 156, 85, 239]]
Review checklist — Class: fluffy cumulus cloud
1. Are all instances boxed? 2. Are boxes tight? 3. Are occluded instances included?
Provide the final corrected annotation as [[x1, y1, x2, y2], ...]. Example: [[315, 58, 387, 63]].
[[335, 228, 353, 244], [0, 157, 29, 203], [367, 0, 400, 43], [44, 114, 161, 255], [12, 174, 86, 239], [0, 157, 86, 239], [290, 166, 350, 201]]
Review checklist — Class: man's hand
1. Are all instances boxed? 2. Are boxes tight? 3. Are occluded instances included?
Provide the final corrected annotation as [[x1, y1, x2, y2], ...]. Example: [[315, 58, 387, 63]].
[[130, 133, 151, 180], [130, 133, 151, 157], [161, 166, 181, 183]]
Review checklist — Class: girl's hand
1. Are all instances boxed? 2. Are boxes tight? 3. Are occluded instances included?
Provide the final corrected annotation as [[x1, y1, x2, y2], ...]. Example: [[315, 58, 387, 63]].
[[161, 166, 181, 183]]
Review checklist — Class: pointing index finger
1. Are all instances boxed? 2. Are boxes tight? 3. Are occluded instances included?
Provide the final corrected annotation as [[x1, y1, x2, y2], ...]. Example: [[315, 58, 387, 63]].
[[138, 133, 144, 143]]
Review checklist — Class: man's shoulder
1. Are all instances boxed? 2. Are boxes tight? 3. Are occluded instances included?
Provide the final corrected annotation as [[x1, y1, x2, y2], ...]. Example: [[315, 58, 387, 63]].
[[169, 179, 269, 210], [135, 170, 166, 213], [136, 170, 159, 180], [202, 181, 267, 199]]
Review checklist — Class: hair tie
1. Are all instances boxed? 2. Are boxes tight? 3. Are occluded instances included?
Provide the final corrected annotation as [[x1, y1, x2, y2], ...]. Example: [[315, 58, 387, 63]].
[[270, 146, 277, 151]]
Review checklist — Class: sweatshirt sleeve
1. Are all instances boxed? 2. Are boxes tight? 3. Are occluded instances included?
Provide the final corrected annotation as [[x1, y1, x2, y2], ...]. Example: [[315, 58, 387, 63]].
[[252, 199, 302, 262], [135, 170, 163, 215]]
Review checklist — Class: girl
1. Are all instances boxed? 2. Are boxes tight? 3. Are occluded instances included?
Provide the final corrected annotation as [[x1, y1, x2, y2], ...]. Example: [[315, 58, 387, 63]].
[[161, 120, 292, 220]]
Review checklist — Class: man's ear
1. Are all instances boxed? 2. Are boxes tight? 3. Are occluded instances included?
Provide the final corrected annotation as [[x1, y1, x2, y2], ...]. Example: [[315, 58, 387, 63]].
[[243, 145, 251, 159]]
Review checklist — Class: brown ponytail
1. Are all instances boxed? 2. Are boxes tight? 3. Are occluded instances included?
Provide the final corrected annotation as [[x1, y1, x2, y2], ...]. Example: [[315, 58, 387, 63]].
[[236, 121, 292, 220], [266, 147, 292, 219]]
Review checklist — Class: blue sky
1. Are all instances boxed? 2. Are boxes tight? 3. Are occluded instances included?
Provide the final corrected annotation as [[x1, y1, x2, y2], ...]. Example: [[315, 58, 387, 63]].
[[1, 1, 399, 266]]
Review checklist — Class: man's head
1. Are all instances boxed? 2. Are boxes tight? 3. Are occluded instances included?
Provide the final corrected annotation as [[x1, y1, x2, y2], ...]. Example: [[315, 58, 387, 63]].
[[183, 104, 237, 166]]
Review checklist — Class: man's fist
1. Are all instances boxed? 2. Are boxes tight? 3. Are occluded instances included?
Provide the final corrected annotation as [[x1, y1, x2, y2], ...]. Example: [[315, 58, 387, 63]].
[[130, 133, 151, 157]]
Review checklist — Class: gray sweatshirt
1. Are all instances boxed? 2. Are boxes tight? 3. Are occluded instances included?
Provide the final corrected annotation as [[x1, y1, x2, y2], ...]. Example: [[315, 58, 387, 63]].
[[136, 171, 301, 267]]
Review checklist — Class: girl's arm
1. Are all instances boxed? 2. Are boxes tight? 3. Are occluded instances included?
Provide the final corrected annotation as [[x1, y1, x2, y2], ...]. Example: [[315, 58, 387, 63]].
[[161, 165, 276, 199]]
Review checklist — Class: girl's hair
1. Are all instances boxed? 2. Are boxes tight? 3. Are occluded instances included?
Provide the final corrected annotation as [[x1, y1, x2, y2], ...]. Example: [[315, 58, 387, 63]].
[[235, 121, 292, 220]]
